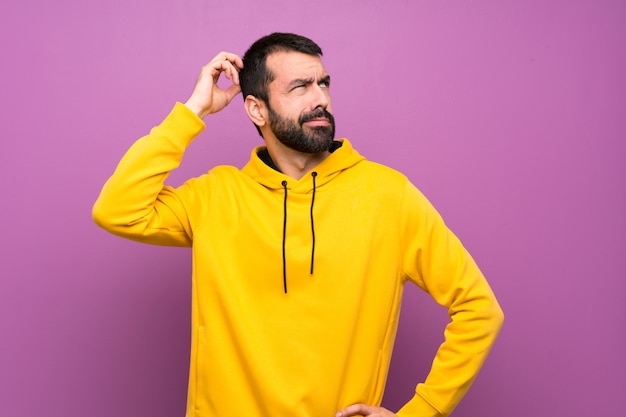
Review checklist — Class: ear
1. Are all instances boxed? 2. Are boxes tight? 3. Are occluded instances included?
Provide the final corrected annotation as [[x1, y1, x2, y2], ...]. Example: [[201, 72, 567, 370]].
[[244, 95, 267, 128]]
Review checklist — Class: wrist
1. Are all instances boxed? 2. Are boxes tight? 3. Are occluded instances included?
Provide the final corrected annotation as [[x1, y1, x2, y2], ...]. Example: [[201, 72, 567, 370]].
[[183, 99, 209, 119]]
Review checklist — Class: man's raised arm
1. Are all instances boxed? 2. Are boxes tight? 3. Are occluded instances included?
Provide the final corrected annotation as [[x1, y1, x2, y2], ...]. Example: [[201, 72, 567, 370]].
[[92, 52, 243, 245]]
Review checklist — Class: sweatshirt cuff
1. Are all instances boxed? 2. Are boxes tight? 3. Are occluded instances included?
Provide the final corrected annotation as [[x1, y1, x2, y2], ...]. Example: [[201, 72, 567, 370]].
[[395, 393, 445, 417], [155, 102, 206, 149]]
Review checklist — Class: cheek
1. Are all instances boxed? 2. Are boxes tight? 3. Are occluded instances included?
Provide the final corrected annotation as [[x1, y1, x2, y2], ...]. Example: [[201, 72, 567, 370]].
[[270, 97, 300, 118]]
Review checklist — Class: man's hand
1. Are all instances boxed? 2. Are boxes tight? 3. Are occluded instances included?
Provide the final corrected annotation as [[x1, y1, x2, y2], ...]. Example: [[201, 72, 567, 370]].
[[184, 52, 244, 119], [336, 404, 398, 417]]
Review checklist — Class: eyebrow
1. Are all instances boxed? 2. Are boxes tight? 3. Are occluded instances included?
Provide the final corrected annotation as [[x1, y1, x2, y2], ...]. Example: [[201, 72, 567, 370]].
[[286, 74, 331, 90]]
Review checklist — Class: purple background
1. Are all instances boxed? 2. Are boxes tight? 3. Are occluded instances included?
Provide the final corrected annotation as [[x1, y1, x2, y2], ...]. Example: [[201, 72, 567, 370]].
[[1, 1, 624, 416]]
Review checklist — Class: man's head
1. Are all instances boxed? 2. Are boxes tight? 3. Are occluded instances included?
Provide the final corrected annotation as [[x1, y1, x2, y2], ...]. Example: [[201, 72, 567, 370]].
[[240, 33, 323, 106], [240, 33, 335, 153]]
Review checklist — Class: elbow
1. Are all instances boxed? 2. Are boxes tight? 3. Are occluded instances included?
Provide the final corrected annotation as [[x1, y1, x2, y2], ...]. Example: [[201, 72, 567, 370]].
[[92, 197, 117, 232], [469, 292, 505, 336], [92, 199, 108, 229], [490, 297, 505, 334]]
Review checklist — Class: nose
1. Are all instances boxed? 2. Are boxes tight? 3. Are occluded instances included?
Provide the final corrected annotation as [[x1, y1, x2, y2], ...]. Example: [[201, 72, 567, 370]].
[[311, 83, 330, 110]]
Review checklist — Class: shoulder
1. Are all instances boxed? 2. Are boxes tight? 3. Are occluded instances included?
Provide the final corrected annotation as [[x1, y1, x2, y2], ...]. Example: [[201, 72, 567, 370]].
[[178, 165, 245, 190], [347, 160, 437, 211], [349, 159, 410, 187]]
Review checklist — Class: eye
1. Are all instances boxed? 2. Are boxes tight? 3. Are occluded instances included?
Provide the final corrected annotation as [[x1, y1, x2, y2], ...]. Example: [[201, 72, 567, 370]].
[[289, 83, 307, 92]]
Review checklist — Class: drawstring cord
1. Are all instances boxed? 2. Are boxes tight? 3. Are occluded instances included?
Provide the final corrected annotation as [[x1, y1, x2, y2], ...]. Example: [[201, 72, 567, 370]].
[[281, 180, 288, 294], [310, 172, 317, 274], [280, 172, 318, 294]]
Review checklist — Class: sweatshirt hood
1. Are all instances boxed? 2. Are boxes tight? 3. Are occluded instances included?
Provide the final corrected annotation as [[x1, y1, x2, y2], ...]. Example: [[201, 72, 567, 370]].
[[241, 138, 365, 192], [241, 138, 365, 293]]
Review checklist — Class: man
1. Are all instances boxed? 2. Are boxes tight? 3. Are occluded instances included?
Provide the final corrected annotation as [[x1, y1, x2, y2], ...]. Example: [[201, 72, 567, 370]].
[[93, 33, 503, 417]]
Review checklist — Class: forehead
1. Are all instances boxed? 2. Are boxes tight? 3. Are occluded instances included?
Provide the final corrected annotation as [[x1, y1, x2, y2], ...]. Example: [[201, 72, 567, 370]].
[[266, 51, 327, 85]]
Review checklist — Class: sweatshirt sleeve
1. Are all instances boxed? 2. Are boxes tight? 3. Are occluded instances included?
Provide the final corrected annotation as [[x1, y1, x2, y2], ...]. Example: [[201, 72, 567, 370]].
[[396, 181, 504, 417], [92, 103, 206, 246]]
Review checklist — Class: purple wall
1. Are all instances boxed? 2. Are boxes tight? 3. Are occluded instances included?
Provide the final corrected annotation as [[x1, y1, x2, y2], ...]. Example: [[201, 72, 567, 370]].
[[1, 1, 624, 416]]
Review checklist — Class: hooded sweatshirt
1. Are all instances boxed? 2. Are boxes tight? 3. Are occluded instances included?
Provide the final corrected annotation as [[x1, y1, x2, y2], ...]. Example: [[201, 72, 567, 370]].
[[93, 103, 503, 417]]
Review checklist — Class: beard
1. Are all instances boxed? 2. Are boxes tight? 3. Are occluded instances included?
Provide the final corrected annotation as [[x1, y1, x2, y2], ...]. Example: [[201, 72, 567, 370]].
[[267, 105, 336, 154]]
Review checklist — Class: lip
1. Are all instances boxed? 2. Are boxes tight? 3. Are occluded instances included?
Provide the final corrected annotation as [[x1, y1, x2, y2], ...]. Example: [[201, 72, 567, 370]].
[[303, 118, 330, 127]]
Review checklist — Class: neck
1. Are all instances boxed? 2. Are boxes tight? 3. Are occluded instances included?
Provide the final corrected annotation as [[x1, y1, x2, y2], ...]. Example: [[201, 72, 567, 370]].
[[265, 137, 330, 180]]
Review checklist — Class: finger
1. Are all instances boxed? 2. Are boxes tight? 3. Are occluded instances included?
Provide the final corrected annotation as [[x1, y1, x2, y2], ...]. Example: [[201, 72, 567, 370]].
[[336, 403, 377, 417], [231, 62, 240, 86], [223, 83, 242, 102], [204, 60, 234, 88], [199, 60, 223, 83], [205, 52, 242, 86], [220, 53, 243, 84], [212, 52, 243, 69], [212, 59, 237, 86], [222, 57, 242, 85], [221, 59, 233, 80], [221, 52, 244, 70]]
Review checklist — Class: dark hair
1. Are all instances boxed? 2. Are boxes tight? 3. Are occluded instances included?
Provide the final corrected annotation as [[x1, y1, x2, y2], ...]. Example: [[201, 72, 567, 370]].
[[240, 32, 323, 105]]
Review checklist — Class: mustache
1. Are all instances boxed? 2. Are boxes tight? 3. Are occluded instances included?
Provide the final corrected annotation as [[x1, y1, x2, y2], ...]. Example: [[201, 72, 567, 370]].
[[299, 108, 335, 125]]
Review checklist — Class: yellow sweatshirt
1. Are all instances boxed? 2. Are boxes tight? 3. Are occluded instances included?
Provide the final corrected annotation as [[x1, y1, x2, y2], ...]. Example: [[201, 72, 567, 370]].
[[93, 103, 503, 417]]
